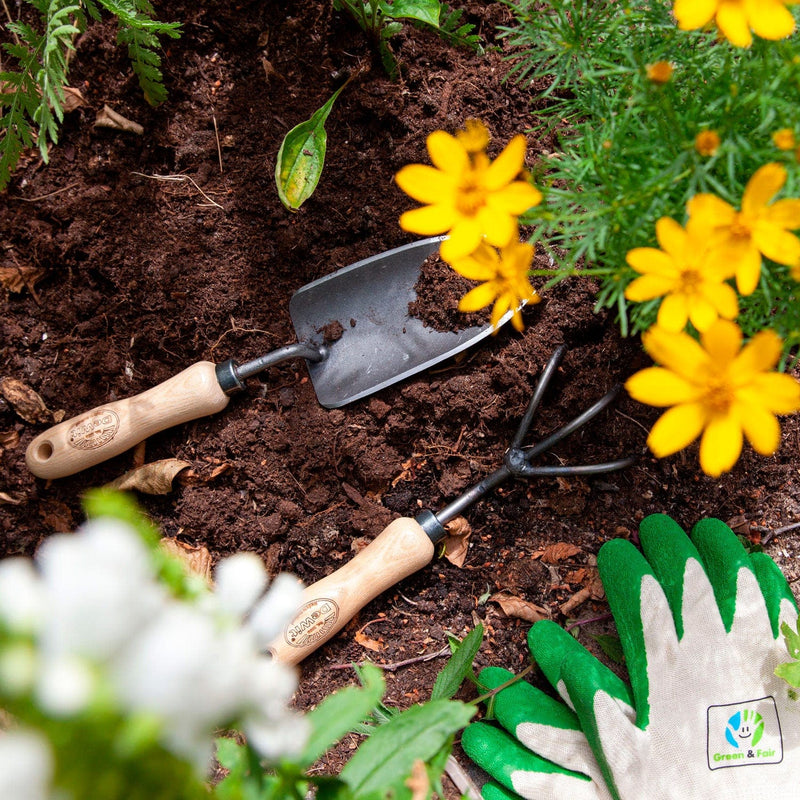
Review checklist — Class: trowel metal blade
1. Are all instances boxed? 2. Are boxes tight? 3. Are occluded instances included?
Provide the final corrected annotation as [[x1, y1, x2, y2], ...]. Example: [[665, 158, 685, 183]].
[[289, 236, 512, 408]]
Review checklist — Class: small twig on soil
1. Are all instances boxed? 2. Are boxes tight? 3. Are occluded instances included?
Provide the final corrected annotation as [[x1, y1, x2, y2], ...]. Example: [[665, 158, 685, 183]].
[[130, 171, 224, 209], [10, 182, 81, 203], [565, 611, 613, 632], [212, 112, 223, 173], [209, 317, 273, 356], [762, 520, 800, 545], [614, 408, 651, 437], [328, 644, 451, 672]]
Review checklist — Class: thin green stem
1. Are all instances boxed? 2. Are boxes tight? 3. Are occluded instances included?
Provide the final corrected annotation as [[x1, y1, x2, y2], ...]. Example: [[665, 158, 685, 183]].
[[470, 663, 536, 707]]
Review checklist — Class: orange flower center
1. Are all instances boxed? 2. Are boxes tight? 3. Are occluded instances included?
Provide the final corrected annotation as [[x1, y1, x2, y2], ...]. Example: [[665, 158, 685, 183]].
[[729, 211, 752, 240], [678, 267, 702, 293], [456, 169, 487, 217], [703, 377, 734, 414]]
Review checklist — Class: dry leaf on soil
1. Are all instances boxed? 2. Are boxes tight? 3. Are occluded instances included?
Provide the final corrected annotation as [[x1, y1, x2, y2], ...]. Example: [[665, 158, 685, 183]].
[[160, 537, 212, 583], [489, 593, 549, 623], [0, 266, 47, 295], [106, 459, 191, 495], [443, 516, 471, 567], [0, 378, 60, 424], [0, 491, 22, 505], [62, 86, 87, 112], [406, 760, 430, 800], [354, 628, 384, 652], [560, 572, 605, 615], [537, 542, 583, 564], [94, 105, 144, 135]]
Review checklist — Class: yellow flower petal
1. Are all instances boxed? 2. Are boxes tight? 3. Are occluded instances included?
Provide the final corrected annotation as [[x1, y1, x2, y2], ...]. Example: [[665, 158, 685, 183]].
[[449, 244, 499, 282], [699, 414, 743, 476], [673, 0, 717, 30], [487, 181, 542, 214], [427, 130, 468, 174], [395, 164, 455, 204], [485, 134, 527, 190], [700, 319, 741, 364], [458, 281, 498, 313], [686, 295, 718, 332], [732, 329, 782, 377], [688, 193, 737, 229], [742, 163, 785, 214], [441, 217, 484, 261], [647, 403, 707, 457], [625, 367, 701, 406], [701, 280, 739, 320], [752, 223, 800, 267], [626, 247, 676, 278], [624, 274, 677, 302], [655, 216, 688, 258], [477, 205, 517, 248], [491, 292, 514, 329], [657, 293, 690, 332], [737, 401, 781, 455], [716, 2, 753, 46], [746, 373, 800, 414], [750, 0, 796, 40], [399, 204, 456, 236], [732, 243, 763, 295], [765, 198, 800, 229], [642, 326, 709, 380]]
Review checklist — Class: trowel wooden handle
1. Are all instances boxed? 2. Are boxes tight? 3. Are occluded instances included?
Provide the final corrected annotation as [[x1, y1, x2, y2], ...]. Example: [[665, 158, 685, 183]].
[[270, 516, 436, 666], [25, 361, 230, 480]]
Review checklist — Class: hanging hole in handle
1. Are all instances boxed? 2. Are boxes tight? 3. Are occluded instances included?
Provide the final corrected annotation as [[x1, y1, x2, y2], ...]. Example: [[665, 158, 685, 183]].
[[34, 440, 53, 461]]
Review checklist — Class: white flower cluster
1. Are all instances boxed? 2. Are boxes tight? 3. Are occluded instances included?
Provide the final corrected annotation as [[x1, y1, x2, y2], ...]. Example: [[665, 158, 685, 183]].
[[0, 517, 308, 786]]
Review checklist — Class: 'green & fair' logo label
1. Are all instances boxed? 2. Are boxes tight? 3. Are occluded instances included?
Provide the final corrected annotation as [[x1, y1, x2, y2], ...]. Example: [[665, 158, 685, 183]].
[[707, 697, 783, 770]]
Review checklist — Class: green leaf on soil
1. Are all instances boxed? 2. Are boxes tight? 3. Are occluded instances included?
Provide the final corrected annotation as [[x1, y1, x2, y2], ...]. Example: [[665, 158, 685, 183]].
[[275, 78, 351, 211], [380, 0, 440, 27], [300, 662, 385, 767], [340, 699, 475, 799], [430, 624, 483, 700]]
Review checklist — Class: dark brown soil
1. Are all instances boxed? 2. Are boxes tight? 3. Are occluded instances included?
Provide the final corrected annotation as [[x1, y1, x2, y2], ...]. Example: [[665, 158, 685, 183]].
[[2, 1, 799, 793]]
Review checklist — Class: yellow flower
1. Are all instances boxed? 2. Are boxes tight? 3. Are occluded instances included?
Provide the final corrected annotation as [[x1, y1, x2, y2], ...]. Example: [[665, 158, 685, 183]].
[[694, 130, 720, 157], [395, 122, 542, 263], [773, 127, 797, 150], [687, 163, 800, 295], [646, 61, 674, 83], [450, 239, 541, 332], [673, 0, 797, 48], [625, 217, 738, 332], [626, 321, 800, 477]]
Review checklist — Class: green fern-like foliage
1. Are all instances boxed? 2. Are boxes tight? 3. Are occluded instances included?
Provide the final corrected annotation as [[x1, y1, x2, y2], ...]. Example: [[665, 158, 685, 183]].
[[0, 0, 180, 191]]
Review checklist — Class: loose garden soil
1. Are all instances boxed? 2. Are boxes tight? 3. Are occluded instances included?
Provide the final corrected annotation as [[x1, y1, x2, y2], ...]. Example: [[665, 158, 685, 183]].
[[2, 1, 799, 793]]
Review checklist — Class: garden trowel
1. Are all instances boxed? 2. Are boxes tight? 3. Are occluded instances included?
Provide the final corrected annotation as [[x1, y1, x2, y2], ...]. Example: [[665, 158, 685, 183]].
[[26, 237, 517, 480]]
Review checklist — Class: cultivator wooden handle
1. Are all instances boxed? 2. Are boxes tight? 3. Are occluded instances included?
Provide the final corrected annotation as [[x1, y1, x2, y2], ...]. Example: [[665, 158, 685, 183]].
[[269, 517, 436, 665], [25, 361, 230, 480]]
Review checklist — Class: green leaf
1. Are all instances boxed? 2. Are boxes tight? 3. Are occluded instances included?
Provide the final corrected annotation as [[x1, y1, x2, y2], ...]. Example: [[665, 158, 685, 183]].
[[589, 632, 625, 665], [430, 625, 483, 701], [380, 0, 441, 27], [275, 78, 351, 211], [300, 663, 385, 767], [781, 619, 800, 660], [340, 700, 475, 799], [775, 660, 800, 688], [214, 736, 245, 772]]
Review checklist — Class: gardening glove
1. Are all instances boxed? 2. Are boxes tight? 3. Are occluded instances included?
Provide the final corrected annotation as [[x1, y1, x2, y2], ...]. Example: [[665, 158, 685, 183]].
[[463, 513, 800, 800], [461, 665, 612, 800]]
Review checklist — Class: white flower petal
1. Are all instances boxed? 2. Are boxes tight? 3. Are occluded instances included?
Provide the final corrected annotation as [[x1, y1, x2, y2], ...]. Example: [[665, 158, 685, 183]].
[[0, 558, 44, 633], [214, 552, 268, 617], [36, 655, 94, 716], [0, 729, 53, 800], [247, 573, 304, 648]]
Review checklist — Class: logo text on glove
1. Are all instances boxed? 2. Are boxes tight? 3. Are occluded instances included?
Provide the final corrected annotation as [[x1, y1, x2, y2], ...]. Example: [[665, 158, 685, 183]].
[[707, 697, 783, 769]]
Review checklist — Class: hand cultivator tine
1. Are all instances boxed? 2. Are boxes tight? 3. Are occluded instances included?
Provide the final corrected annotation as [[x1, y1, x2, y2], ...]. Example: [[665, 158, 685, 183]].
[[427, 347, 635, 533], [270, 346, 635, 666]]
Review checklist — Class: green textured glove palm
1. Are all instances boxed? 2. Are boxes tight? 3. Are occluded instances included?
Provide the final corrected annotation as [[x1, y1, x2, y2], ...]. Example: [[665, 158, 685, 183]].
[[462, 514, 799, 800]]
